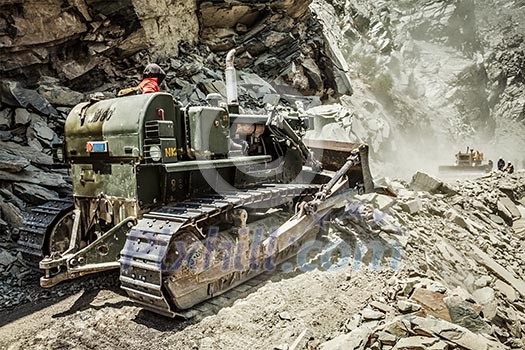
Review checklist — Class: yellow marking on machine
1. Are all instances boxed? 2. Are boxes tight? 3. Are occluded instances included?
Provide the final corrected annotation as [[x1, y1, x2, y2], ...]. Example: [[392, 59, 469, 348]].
[[165, 147, 177, 158]]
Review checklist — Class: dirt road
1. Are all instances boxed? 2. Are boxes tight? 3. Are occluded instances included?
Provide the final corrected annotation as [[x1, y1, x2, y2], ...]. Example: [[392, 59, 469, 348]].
[[0, 268, 390, 350]]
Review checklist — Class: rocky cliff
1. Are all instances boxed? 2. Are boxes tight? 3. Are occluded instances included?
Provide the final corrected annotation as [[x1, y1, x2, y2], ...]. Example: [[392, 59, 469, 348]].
[[0, 0, 348, 96], [314, 0, 525, 177]]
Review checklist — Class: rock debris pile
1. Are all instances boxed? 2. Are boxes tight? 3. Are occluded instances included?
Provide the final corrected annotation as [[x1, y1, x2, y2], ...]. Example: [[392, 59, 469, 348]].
[[0, 239, 118, 309], [0, 79, 73, 240], [318, 170, 525, 350]]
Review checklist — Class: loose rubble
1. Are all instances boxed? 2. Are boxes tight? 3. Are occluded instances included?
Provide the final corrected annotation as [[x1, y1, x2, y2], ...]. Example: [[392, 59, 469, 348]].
[[317, 170, 525, 350], [0, 241, 119, 310]]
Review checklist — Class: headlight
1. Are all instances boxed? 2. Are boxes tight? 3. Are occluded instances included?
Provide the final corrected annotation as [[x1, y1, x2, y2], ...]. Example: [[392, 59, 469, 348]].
[[149, 145, 161, 162], [56, 147, 64, 162]]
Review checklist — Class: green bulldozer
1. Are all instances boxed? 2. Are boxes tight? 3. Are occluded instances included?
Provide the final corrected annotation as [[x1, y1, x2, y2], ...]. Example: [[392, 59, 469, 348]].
[[16, 50, 374, 317]]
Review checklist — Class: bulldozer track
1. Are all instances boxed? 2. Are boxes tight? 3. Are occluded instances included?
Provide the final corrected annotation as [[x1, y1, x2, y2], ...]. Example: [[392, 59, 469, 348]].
[[120, 183, 321, 318], [153, 233, 336, 321], [148, 269, 277, 320], [17, 198, 74, 260]]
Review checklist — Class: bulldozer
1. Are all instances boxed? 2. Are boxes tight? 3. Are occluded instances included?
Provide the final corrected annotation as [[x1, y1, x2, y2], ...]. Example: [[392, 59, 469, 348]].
[[438, 147, 493, 174], [16, 50, 374, 317]]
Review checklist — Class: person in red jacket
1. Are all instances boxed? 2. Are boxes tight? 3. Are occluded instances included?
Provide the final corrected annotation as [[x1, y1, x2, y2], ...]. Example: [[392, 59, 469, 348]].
[[139, 63, 166, 94], [117, 63, 167, 97]]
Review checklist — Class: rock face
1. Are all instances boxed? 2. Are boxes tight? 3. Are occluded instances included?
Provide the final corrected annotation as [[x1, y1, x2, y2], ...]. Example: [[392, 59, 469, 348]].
[[0, 1, 87, 72], [197, 0, 345, 97], [131, 0, 199, 58], [0, 0, 342, 99], [314, 0, 525, 177]]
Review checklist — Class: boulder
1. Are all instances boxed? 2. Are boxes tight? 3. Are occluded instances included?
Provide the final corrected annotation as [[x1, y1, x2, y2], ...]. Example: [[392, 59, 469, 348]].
[[278, 311, 292, 321], [374, 194, 396, 211], [472, 287, 495, 305], [37, 77, 84, 106], [320, 324, 373, 350], [489, 214, 505, 225], [496, 197, 521, 223], [0, 108, 13, 130], [0, 142, 29, 173], [27, 138, 44, 152], [27, 119, 57, 147], [410, 172, 456, 195], [0, 188, 26, 210], [472, 287, 497, 320], [0, 200, 24, 229], [0, 149, 30, 172], [410, 172, 442, 193], [410, 288, 451, 321], [361, 307, 385, 320], [0, 141, 53, 166], [355, 193, 396, 212], [0, 130, 12, 141], [0, 166, 71, 190], [58, 57, 102, 81], [14, 108, 32, 125], [0, 248, 17, 267], [400, 198, 422, 214], [117, 28, 149, 57], [443, 295, 488, 333], [494, 279, 517, 302], [1, 81, 58, 116], [397, 300, 422, 313], [239, 72, 277, 100], [376, 331, 396, 346], [383, 319, 412, 338], [473, 275, 492, 288], [370, 300, 395, 314]]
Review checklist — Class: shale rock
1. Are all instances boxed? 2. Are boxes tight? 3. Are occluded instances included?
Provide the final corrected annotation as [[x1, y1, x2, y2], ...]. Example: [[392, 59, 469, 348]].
[[37, 77, 84, 107], [0, 249, 17, 267], [0, 142, 53, 166], [27, 118, 57, 148], [1, 81, 57, 117], [410, 172, 446, 194], [0, 109, 12, 130], [321, 324, 373, 350], [0, 150, 30, 173], [14, 109, 32, 126], [496, 197, 521, 223], [0, 201, 23, 230], [13, 183, 58, 205], [0, 166, 70, 191]]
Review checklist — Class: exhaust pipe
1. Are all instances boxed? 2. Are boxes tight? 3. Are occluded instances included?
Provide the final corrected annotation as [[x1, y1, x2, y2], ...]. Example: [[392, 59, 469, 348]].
[[225, 49, 239, 113]]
